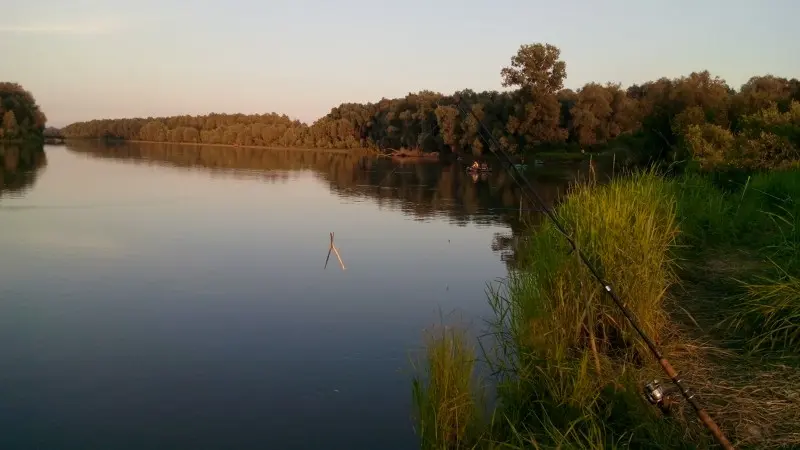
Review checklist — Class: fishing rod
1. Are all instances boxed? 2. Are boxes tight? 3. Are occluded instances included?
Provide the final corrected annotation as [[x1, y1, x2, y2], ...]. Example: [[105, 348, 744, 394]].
[[453, 98, 734, 450]]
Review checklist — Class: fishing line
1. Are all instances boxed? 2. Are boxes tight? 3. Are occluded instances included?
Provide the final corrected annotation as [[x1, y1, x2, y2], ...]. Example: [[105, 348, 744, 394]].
[[452, 98, 734, 450]]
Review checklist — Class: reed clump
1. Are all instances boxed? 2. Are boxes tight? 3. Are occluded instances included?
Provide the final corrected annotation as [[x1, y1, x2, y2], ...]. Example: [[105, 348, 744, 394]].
[[516, 170, 679, 364], [480, 171, 693, 449], [412, 325, 484, 450]]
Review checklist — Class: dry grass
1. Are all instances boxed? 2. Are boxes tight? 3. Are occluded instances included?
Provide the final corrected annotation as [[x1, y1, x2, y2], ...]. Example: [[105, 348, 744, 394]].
[[671, 343, 800, 449], [669, 250, 800, 449]]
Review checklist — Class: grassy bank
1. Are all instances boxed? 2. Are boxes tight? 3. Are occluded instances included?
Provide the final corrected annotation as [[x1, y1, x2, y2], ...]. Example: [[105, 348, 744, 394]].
[[412, 168, 800, 449]]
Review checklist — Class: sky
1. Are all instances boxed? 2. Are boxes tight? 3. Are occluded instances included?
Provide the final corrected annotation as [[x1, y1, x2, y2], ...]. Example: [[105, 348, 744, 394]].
[[1, 0, 798, 127]]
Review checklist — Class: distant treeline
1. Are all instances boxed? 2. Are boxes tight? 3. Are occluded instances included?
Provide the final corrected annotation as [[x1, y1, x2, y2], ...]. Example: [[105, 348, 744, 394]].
[[0, 83, 47, 142], [61, 43, 800, 168]]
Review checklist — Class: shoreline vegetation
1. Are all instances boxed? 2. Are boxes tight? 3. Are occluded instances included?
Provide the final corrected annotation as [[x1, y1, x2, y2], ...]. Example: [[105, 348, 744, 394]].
[[57, 42, 800, 169], [59, 137, 613, 163], [413, 167, 800, 449], [69, 138, 450, 160], [391, 44, 800, 450], [92, 139, 368, 155], [408, 48, 800, 447]]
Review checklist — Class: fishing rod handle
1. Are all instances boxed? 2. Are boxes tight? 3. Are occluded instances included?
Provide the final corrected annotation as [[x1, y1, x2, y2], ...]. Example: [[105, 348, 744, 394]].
[[659, 358, 734, 450]]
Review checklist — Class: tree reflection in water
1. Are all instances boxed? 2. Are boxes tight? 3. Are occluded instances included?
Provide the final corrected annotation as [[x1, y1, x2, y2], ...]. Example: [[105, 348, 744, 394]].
[[0, 144, 47, 198], [66, 140, 606, 266]]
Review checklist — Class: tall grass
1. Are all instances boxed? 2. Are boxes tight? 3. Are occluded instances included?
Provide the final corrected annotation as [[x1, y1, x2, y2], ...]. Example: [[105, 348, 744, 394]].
[[728, 175, 799, 357], [731, 170, 800, 266], [412, 325, 483, 450], [512, 170, 679, 363], [729, 269, 800, 355], [474, 171, 692, 448], [670, 173, 736, 247], [752, 173, 800, 273], [686, 169, 800, 356], [670, 168, 800, 257]]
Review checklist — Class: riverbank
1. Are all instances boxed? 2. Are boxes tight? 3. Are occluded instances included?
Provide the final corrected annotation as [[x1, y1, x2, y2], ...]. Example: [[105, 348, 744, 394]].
[[64, 138, 376, 155], [65, 138, 607, 163], [412, 168, 800, 449]]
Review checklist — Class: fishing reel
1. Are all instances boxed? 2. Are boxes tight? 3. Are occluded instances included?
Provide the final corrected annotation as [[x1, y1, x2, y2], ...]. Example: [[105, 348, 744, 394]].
[[643, 379, 678, 415]]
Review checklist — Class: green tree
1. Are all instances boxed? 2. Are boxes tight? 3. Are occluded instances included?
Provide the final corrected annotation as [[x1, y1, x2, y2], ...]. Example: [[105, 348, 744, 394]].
[[0, 83, 46, 141], [500, 43, 569, 150], [501, 43, 566, 94], [571, 83, 613, 146]]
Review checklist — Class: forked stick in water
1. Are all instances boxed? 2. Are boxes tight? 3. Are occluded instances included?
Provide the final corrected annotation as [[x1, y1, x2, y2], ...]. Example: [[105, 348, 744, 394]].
[[324, 232, 346, 271]]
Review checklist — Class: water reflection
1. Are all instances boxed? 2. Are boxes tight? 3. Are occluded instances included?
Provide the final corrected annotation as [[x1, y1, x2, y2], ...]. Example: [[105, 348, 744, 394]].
[[4, 141, 524, 450], [65, 140, 603, 268], [0, 145, 47, 198], [1, 141, 607, 450], [65, 140, 595, 231]]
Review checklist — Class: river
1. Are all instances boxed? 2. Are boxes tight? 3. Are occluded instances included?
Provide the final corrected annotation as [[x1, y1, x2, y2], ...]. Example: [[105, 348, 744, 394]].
[[0, 141, 587, 450]]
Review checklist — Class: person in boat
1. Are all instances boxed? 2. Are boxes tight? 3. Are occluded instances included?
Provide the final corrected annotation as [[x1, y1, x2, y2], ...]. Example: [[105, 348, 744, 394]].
[[471, 160, 480, 170]]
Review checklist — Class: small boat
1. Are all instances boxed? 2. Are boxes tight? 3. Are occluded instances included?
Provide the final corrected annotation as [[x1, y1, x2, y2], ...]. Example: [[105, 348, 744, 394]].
[[466, 167, 492, 174]]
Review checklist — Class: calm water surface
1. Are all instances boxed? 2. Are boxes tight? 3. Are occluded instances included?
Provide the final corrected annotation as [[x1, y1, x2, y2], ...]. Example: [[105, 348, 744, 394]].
[[0, 142, 582, 449]]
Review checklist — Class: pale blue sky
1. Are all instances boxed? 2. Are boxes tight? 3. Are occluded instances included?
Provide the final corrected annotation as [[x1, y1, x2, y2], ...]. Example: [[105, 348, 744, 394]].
[[1, 0, 797, 127]]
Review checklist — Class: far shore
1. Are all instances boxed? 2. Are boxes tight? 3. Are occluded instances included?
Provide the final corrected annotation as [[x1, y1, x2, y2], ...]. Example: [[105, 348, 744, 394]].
[[59, 137, 619, 163], [63, 138, 461, 161], [63, 138, 378, 155]]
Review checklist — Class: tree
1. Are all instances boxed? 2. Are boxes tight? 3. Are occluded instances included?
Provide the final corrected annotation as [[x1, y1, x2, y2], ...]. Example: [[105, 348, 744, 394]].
[[0, 83, 46, 141], [507, 91, 567, 147], [501, 43, 567, 95], [571, 83, 614, 146], [434, 105, 461, 154]]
